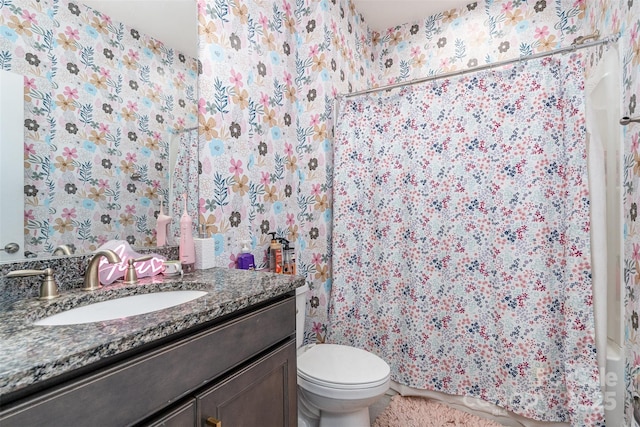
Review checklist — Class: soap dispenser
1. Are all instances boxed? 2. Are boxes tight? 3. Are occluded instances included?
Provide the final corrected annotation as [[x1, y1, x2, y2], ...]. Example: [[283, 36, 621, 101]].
[[156, 201, 171, 246], [237, 240, 255, 270], [179, 194, 195, 273], [268, 232, 283, 274]]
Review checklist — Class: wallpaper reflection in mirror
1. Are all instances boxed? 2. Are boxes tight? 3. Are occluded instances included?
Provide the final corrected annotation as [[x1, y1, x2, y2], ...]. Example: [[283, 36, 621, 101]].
[[0, 0, 198, 256]]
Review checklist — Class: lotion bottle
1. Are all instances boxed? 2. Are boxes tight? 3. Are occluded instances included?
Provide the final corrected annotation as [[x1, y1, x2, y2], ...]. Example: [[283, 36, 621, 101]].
[[268, 232, 283, 274], [179, 194, 195, 273], [156, 201, 171, 246]]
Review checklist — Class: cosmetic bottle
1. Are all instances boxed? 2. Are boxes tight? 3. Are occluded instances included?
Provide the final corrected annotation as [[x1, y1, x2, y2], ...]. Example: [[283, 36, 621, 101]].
[[156, 201, 171, 246], [268, 232, 283, 274], [179, 194, 195, 273], [237, 240, 255, 270]]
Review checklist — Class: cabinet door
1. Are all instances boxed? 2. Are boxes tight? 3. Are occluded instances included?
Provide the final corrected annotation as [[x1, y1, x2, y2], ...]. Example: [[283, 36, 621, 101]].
[[197, 340, 297, 427]]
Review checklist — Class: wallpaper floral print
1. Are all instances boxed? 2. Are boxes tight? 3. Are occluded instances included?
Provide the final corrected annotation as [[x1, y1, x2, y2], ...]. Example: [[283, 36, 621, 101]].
[[0, 0, 198, 255], [331, 54, 604, 425]]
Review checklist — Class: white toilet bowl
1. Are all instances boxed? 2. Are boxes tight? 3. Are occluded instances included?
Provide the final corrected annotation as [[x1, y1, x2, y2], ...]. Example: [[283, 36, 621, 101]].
[[296, 285, 390, 427]]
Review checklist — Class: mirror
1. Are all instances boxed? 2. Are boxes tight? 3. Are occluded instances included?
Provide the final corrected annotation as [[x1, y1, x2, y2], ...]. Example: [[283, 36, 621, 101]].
[[0, 0, 198, 262]]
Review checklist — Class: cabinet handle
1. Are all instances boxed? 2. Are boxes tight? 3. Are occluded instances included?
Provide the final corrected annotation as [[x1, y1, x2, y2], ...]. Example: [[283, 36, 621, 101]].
[[206, 417, 222, 427]]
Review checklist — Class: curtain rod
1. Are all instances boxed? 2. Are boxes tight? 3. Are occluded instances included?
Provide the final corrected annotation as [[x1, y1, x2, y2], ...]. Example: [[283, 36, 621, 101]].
[[340, 32, 620, 100]]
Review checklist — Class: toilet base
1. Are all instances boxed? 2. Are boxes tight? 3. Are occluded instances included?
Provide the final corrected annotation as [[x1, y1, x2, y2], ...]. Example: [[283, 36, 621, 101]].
[[319, 407, 370, 427]]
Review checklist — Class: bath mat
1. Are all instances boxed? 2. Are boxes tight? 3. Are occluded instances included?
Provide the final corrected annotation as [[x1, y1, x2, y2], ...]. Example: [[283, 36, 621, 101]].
[[372, 395, 502, 427]]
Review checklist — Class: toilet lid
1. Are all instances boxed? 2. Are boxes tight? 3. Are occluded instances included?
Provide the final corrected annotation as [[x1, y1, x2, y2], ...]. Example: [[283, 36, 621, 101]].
[[297, 344, 390, 389]]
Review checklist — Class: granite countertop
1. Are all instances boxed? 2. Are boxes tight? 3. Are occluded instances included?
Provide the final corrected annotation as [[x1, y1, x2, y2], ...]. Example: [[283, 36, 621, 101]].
[[0, 267, 304, 398]]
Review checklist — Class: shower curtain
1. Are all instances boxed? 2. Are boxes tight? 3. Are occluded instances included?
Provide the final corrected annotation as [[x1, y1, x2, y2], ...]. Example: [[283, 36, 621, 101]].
[[329, 54, 605, 425]]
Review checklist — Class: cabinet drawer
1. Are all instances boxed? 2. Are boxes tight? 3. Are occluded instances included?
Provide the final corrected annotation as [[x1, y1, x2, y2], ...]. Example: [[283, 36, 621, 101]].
[[145, 399, 196, 427], [0, 297, 295, 427]]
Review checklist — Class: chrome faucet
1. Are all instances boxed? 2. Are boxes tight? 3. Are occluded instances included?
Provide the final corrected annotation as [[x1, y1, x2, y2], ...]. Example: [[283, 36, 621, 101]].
[[82, 250, 122, 291], [52, 244, 73, 256]]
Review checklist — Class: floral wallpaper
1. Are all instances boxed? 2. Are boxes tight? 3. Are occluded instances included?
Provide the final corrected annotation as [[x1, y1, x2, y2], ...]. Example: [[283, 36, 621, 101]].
[[585, 0, 640, 424], [196, 0, 372, 344], [0, 0, 198, 256]]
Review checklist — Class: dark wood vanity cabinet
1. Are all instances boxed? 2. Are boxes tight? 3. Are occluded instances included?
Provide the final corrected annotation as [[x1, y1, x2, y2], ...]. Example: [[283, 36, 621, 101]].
[[0, 295, 297, 427]]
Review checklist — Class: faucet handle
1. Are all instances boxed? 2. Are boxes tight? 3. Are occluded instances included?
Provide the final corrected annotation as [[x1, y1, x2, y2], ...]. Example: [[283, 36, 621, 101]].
[[6, 268, 59, 300], [123, 255, 153, 284]]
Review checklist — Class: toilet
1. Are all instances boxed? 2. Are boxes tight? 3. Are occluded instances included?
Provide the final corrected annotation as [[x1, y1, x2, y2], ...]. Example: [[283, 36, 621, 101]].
[[296, 284, 391, 427]]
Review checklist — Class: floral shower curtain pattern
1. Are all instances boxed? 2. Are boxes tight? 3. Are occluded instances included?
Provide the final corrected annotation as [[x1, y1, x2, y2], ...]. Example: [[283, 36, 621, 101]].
[[329, 54, 605, 425]]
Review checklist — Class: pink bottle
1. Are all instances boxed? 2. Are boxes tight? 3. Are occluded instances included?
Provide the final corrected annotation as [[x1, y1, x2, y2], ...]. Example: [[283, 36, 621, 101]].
[[179, 194, 195, 273], [156, 201, 171, 246]]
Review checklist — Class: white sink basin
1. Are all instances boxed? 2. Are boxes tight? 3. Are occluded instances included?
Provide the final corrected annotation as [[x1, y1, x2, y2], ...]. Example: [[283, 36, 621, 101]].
[[34, 290, 207, 326]]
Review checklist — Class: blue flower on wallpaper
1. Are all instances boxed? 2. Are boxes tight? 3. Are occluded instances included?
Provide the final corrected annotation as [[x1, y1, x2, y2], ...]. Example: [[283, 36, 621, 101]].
[[295, 33, 303, 48], [323, 278, 332, 293], [213, 234, 225, 255], [269, 51, 280, 65], [83, 141, 97, 152], [516, 21, 530, 33], [187, 69, 197, 79], [140, 146, 151, 157], [209, 44, 225, 62], [209, 139, 224, 156], [322, 138, 331, 152], [143, 48, 154, 58], [139, 197, 151, 207], [323, 209, 332, 223], [83, 199, 96, 210], [247, 153, 255, 170], [142, 97, 152, 108], [84, 83, 97, 95], [1, 26, 18, 42], [320, 0, 329, 12], [450, 18, 462, 29], [247, 69, 255, 85], [85, 26, 99, 39], [296, 236, 307, 252], [320, 69, 330, 81], [297, 169, 305, 184], [273, 201, 283, 214], [271, 126, 282, 139], [396, 41, 408, 52], [295, 101, 304, 114]]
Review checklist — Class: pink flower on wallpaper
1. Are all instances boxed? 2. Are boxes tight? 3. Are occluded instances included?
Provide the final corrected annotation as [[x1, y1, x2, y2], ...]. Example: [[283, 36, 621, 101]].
[[261, 171, 270, 185], [63, 86, 78, 99], [25, 210, 35, 222], [125, 152, 137, 162], [311, 183, 321, 196], [284, 142, 293, 156], [127, 49, 139, 60], [258, 12, 268, 28], [125, 205, 136, 215], [199, 198, 206, 214], [24, 77, 36, 91], [198, 98, 207, 115], [311, 253, 322, 265], [309, 44, 319, 56], [309, 114, 320, 126], [62, 147, 78, 158], [283, 71, 292, 85], [283, 0, 292, 15], [152, 180, 161, 189], [230, 69, 243, 87], [98, 179, 110, 189], [98, 123, 110, 133], [22, 9, 37, 24], [64, 26, 79, 40], [534, 26, 550, 39], [61, 208, 76, 220], [259, 92, 269, 107], [633, 243, 640, 262], [632, 133, 639, 153], [229, 158, 243, 176], [24, 143, 36, 156], [126, 101, 138, 111], [286, 213, 295, 227], [501, 1, 514, 12]]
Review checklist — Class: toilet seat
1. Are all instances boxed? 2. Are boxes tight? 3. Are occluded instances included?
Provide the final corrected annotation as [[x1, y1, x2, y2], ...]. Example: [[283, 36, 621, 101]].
[[297, 344, 390, 390]]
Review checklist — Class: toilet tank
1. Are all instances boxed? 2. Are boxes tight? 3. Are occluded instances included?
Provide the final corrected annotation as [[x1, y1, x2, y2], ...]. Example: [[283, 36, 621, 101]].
[[295, 284, 309, 348]]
